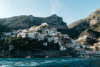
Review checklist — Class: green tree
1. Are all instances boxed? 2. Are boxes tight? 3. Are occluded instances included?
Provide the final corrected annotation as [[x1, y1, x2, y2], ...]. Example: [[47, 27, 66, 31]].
[[95, 47, 98, 51]]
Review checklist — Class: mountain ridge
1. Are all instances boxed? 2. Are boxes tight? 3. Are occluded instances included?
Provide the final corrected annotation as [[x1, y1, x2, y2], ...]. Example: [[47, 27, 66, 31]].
[[68, 8, 100, 39], [0, 14, 68, 33]]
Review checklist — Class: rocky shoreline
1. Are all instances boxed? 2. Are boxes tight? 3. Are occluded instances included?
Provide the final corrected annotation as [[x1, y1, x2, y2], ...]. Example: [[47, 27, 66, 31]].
[[1, 49, 100, 58], [0, 50, 68, 58]]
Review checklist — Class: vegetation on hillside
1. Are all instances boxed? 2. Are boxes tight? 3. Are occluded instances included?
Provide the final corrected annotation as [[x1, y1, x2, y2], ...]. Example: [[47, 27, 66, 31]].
[[68, 8, 100, 39], [0, 15, 28, 26], [79, 21, 100, 38], [1, 37, 60, 51], [0, 14, 68, 34], [78, 37, 97, 45], [68, 8, 100, 29], [0, 15, 28, 32]]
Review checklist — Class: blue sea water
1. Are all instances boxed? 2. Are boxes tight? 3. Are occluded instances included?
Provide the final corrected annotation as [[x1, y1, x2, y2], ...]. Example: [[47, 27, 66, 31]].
[[0, 57, 100, 67]]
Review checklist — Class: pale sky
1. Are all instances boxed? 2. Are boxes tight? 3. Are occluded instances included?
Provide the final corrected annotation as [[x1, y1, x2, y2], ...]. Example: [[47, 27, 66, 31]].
[[0, 0, 100, 25]]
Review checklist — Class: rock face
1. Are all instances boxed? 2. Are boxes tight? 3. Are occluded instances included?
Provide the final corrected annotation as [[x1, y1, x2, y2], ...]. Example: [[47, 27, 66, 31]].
[[0, 24, 6, 32], [68, 8, 100, 39], [0, 14, 68, 33]]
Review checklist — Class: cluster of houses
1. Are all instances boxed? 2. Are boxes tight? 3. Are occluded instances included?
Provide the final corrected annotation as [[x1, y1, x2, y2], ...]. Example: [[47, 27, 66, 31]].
[[77, 35, 100, 57], [0, 22, 100, 57], [0, 29, 22, 40], [16, 23, 72, 51]]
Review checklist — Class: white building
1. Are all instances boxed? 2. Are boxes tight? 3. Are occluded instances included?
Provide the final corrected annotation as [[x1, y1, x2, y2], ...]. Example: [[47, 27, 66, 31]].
[[76, 48, 86, 55], [9, 45, 14, 51], [48, 32, 53, 36], [57, 32, 61, 35], [98, 42, 100, 45], [81, 45, 88, 49], [42, 28, 56, 35], [60, 46, 66, 51], [86, 50, 93, 54], [38, 34, 45, 41], [57, 32, 62, 38], [22, 29, 28, 33], [27, 33, 35, 39], [48, 37, 54, 42], [53, 36, 58, 43], [71, 39, 77, 45], [52, 33, 57, 36], [65, 43, 75, 48], [4, 32, 11, 37], [43, 42, 48, 46], [48, 30, 57, 36], [42, 29, 49, 34], [17, 33, 26, 38], [63, 34, 69, 38], [98, 38, 100, 41], [29, 27, 35, 31], [49, 29, 55, 33], [84, 35, 87, 40], [1, 37, 4, 40], [12, 30, 18, 34], [17, 29, 22, 33], [41, 22, 49, 26], [34, 27, 40, 31], [52, 28, 57, 32], [75, 45, 81, 50], [11, 35, 15, 37], [59, 40, 64, 46], [34, 32, 40, 39]]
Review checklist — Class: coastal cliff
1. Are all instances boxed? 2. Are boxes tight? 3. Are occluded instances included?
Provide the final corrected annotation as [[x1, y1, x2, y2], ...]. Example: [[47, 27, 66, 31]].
[[0, 23, 73, 58]]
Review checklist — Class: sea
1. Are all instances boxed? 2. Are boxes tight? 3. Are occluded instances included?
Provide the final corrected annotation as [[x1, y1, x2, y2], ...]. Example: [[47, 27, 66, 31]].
[[0, 57, 100, 67]]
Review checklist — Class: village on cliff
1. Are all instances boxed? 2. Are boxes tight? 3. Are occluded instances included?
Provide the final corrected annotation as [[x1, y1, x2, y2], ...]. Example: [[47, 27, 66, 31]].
[[0, 22, 100, 58]]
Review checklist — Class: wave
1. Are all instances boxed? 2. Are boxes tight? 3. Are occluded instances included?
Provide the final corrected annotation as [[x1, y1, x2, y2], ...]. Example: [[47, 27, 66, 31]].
[[0, 57, 99, 66]]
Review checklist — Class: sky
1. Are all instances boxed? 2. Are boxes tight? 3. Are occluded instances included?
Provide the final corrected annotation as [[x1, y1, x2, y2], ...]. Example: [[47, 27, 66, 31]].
[[0, 0, 100, 25]]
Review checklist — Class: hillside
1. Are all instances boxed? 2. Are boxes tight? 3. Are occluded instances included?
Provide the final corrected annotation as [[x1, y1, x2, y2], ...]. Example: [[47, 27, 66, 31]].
[[0, 14, 68, 33], [0, 22, 100, 58], [0, 24, 6, 32], [0, 23, 74, 58], [79, 21, 100, 38], [68, 8, 100, 39]]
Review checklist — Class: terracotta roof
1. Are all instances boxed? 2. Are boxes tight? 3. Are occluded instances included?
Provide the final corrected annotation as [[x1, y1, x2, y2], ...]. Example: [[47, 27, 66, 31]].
[[76, 48, 84, 51], [66, 44, 74, 47]]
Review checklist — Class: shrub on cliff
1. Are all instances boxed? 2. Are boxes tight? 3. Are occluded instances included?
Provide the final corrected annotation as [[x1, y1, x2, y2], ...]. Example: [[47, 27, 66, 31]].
[[85, 37, 97, 46], [2, 37, 60, 51]]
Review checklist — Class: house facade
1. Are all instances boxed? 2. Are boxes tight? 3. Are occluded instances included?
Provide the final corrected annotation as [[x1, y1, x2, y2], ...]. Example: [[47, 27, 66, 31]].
[[48, 36, 54, 42], [43, 42, 48, 46], [17, 33, 26, 38], [53, 36, 58, 43], [63, 34, 69, 38], [27, 33, 35, 39], [38, 34, 45, 41], [22, 29, 28, 33], [60, 45, 66, 51], [9, 45, 14, 51], [4, 32, 11, 37]]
